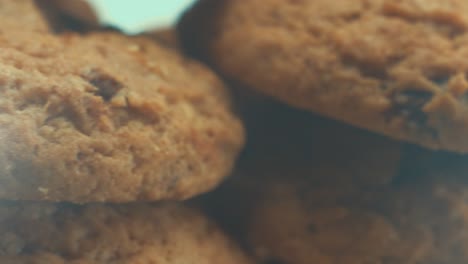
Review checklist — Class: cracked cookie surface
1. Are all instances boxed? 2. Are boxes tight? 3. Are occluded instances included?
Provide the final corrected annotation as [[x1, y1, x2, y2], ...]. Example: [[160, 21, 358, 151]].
[[179, 0, 468, 152], [0, 202, 253, 264], [0, 29, 244, 202]]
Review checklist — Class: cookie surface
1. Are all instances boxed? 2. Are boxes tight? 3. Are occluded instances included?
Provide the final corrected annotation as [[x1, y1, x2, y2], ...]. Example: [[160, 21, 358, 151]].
[[197, 99, 402, 250], [0, 0, 51, 32], [0, 29, 244, 202], [145, 28, 180, 49], [41, 0, 99, 28], [179, 0, 468, 152], [0, 202, 253, 264], [248, 162, 468, 264]]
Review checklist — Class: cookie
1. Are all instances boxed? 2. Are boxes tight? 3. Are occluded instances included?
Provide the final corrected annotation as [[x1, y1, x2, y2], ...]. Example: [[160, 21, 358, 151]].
[[34, 0, 102, 33], [248, 162, 468, 264], [237, 97, 402, 186], [2, 0, 106, 34], [0, 0, 51, 32], [0, 202, 253, 264], [179, 0, 468, 152], [0, 29, 244, 202], [41, 0, 99, 28], [145, 28, 181, 50], [196, 99, 402, 251]]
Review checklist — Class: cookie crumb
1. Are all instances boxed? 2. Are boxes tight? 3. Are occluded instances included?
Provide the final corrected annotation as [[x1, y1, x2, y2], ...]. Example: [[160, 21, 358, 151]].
[[127, 44, 141, 52], [38, 187, 49, 195]]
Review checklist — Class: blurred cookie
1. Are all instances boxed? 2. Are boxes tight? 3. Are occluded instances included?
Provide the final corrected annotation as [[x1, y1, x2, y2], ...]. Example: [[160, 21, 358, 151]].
[[248, 166, 468, 264], [238, 98, 402, 186], [34, 0, 102, 33], [197, 100, 402, 249], [0, 29, 244, 202], [0, 202, 253, 264], [0, 0, 51, 32], [145, 28, 181, 49], [179, 0, 468, 152], [1, 0, 102, 34], [42, 0, 98, 27]]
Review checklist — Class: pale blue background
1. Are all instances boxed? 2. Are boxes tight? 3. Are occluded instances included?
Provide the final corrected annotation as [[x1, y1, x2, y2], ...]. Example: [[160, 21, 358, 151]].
[[88, 0, 196, 34]]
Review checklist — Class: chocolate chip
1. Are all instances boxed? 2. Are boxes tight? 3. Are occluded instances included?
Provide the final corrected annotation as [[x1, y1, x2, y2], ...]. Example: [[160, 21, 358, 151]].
[[387, 89, 433, 125], [342, 12, 361, 22], [85, 69, 123, 101], [385, 89, 438, 138], [431, 75, 450, 87], [341, 54, 388, 80]]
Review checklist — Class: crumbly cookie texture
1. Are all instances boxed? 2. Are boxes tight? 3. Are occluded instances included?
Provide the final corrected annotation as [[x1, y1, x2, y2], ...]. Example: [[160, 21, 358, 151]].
[[248, 170, 468, 264], [0, 29, 244, 202], [0, 202, 253, 264], [179, 0, 468, 152]]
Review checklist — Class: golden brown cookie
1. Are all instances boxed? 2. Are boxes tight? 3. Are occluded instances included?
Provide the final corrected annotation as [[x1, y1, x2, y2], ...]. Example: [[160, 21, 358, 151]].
[[196, 99, 402, 252], [0, 0, 51, 32], [34, 0, 102, 33], [0, 29, 244, 202], [248, 162, 468, 264], [40, 0, 99, 28], [0, 0, 98, 34], [0, 202, 253, 264], [145, 28, 181, 49], [179, 0, 468, 152]]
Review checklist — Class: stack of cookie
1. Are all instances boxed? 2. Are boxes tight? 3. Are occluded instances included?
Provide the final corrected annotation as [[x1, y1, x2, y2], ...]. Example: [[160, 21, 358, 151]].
[[4, 0, 468, 263], [0, 1, 253, 263], [176, 0, 468, 263]]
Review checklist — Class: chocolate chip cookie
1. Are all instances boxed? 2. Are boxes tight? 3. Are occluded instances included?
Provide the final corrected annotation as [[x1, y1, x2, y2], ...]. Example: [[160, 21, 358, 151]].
[[146, 28, 181, 50], [0, 202, 253, 264], [197, 99, 403, 251], [248, 162, 468, 264], [0, 28, 244, 202], [0, 0, 51, 32], [179, 0, 468, 152]]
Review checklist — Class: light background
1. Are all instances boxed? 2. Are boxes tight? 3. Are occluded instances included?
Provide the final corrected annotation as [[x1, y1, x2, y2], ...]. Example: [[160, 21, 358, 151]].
[[87, 0, 196, 34]]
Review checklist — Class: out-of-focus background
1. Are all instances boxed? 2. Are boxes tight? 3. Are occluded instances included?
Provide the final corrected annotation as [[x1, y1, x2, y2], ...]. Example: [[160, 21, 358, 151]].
[[87, 0, 196, 33]]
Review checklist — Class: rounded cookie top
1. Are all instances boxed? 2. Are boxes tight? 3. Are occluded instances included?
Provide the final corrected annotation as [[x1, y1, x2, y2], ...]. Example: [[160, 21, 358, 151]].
[[248, 168, 468, 264], [0, 202, 253, 264], [0, 29, 244, 202], [145, 28, 181, 50], [0, 0, 51, 32], [179, 0, 468, 152]]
